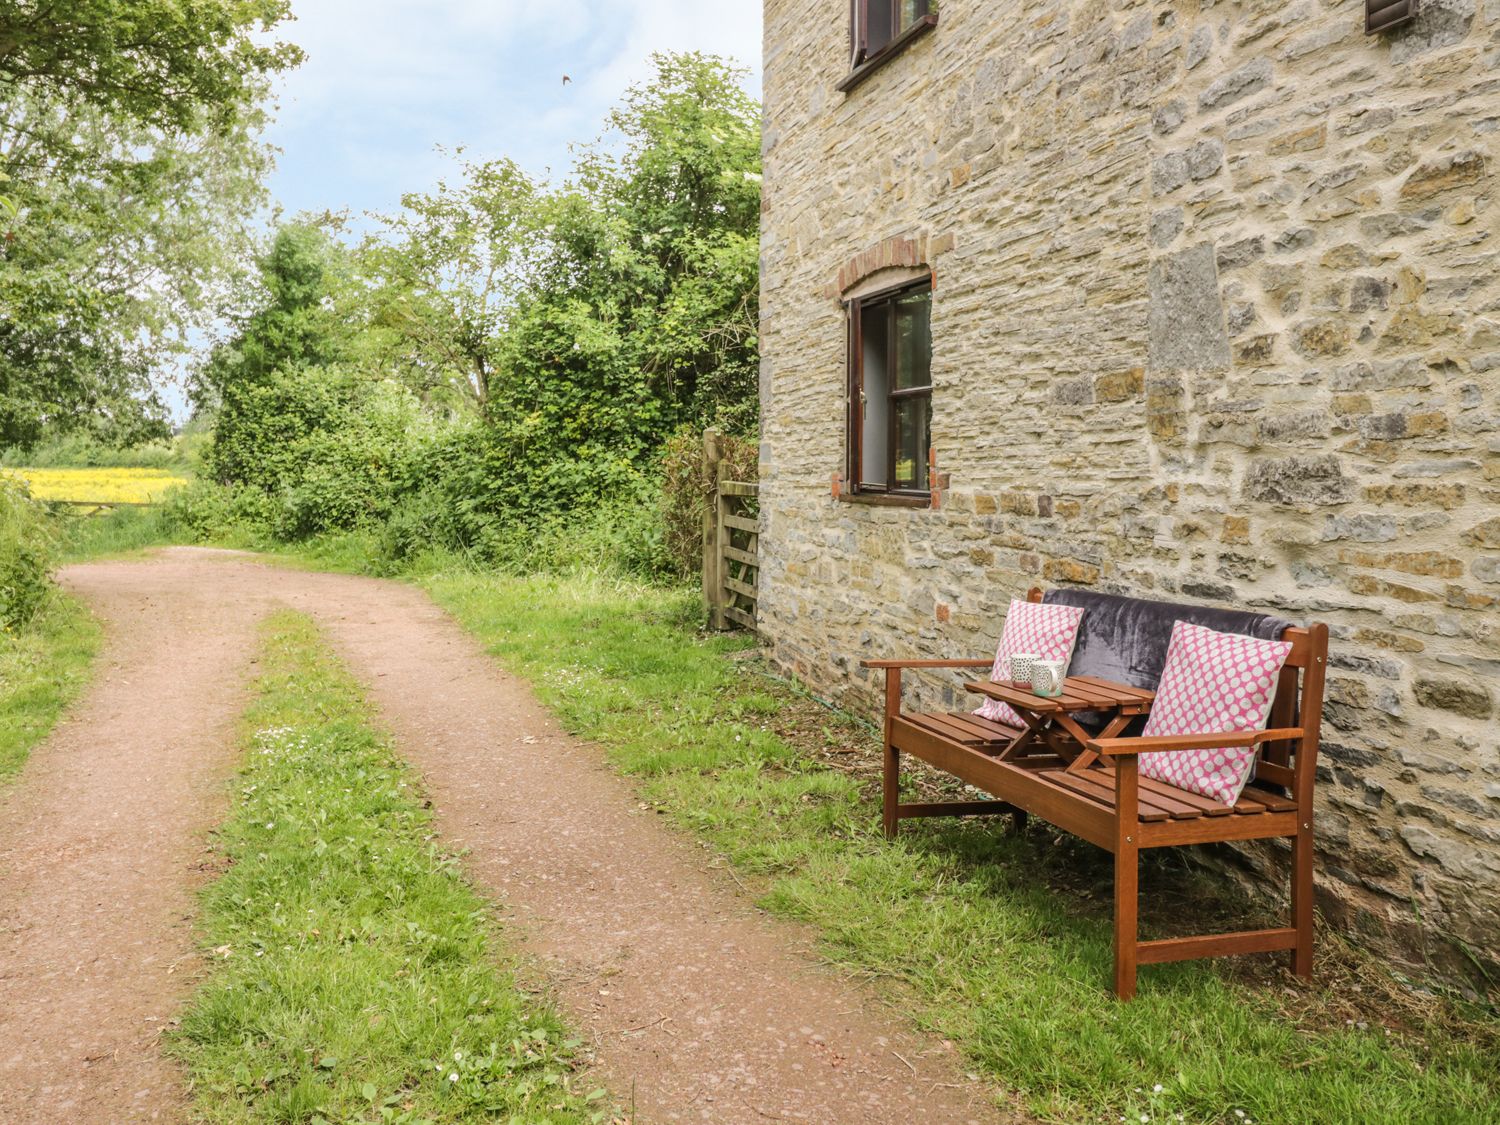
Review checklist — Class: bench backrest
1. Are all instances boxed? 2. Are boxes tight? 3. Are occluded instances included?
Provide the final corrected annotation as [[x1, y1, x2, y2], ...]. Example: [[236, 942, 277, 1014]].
[[1029, 587, 1327, 802], [1037, 588, 1294, 692]]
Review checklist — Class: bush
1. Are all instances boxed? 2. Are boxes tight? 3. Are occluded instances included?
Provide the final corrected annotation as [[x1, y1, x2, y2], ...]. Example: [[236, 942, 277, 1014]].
[[273, 382, 437, 540], [0, 479, 56, 633], [482, 490, 672, 579], [160, 480, 277, 543], [203, 366, 358, 494]]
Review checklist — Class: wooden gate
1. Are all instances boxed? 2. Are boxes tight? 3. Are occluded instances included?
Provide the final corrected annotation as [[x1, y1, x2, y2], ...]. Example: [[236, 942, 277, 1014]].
[[701, 429, 759, 632]]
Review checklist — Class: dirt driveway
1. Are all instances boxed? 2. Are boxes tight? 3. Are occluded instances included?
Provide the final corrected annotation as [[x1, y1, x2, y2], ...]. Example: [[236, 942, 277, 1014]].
[[0, 548, 1005, 1124]]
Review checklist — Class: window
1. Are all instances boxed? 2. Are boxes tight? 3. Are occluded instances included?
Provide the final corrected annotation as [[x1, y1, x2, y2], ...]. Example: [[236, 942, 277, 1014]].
[[850, 0, 933, 68], [848, 280, 932, 498], [841, 0, 937, 90]]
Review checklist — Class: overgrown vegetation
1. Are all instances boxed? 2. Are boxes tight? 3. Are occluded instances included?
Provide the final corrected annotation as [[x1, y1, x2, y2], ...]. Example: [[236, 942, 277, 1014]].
[[177, 53, 759, 577], [0, 477, 54, 632], [0, 587, 99, 784], [173, 611, 609, 1125], [423, 568, 1500, 1125], [0, 454, 100, 788]]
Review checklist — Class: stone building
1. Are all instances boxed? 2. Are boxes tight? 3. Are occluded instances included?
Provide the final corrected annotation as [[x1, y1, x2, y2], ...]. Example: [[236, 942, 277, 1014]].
[[758, 0, 1499, 988]]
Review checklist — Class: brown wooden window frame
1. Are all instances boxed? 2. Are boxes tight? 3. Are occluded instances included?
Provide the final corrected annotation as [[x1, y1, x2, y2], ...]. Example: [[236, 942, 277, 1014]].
[[1366, 0, 1419, 33], [846, 277, 933, 504], [840, 0, 937, 93]]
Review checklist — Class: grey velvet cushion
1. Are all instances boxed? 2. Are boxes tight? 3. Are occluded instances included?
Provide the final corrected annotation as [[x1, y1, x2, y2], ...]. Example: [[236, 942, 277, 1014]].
[[1041, 588, 1295, 692]]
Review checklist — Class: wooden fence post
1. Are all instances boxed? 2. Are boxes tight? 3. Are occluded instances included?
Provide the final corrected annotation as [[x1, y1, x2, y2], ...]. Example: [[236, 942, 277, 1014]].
[[701, 428, 727, 629]]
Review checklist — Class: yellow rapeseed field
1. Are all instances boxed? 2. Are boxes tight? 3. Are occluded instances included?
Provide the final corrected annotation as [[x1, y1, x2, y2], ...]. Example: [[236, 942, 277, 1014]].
[[2, 467, 188, 505]]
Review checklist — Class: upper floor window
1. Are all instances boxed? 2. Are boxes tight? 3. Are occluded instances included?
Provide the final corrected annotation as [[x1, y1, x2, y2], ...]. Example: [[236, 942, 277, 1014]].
[[851, 0, 932, 66], [842, 0, 937, 91], [848, 280, 932, 498]]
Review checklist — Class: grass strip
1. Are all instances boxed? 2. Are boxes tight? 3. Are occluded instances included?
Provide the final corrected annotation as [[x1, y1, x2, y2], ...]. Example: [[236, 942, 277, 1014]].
[[0, 591, 100, 783], [424, 568, 1500, 1125], [171, 611, 607, 1125]]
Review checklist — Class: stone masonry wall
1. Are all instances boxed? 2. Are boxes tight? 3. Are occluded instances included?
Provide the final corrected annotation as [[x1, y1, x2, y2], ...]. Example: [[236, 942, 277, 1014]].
[[759, 0, 1500, 988]]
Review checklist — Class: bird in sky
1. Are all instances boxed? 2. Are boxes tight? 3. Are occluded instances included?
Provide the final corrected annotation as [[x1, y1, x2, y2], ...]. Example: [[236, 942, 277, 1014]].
[[562, 74, 572, 85]]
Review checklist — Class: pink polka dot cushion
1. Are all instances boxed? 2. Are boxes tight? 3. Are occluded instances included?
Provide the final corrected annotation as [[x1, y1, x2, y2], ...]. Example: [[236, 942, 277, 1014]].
[[974, 599, 1085, 729], [1138, 620, 1293, 806]]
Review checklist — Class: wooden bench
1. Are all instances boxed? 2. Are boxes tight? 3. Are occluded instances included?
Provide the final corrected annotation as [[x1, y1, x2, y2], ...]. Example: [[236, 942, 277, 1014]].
[[863, 587, 1328, 999]]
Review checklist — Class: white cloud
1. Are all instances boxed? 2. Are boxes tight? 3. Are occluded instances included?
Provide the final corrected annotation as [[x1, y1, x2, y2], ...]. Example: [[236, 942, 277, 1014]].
[[264, 0, 763, 216]]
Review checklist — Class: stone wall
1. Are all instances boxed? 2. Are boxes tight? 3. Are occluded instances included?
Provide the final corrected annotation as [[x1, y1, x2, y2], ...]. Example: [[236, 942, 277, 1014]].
[[759, 0, 1500, 988]]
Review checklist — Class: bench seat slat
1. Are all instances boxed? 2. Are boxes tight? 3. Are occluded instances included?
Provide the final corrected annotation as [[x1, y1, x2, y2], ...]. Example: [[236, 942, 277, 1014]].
[[1233, 791, 1287, 815], [949, 711, 1024, 740], [940, 714, 1012, 745], [907, 712, 1016, 749], [1112, 769, 1236, 816], [1060, 768, 1208, 821], [1065, 763, 1237, 817], [1138, 776, 1234, 817], [1059, 767, 1216, 821], [938, 712, 1022, 744], [905, 712, 989, 744], [1242, 785, 1297, 812], [1045, 770, 1173, 822]]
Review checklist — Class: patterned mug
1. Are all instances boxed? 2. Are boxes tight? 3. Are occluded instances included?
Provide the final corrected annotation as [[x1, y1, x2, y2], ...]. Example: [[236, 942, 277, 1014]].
[[1030, 659, 1067, 698], [1007, 652, 1041, 687]]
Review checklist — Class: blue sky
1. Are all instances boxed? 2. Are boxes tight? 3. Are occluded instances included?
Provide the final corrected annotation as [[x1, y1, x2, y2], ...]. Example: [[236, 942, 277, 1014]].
[[161, 1, 762, 420], [264, 0, 764, 219]]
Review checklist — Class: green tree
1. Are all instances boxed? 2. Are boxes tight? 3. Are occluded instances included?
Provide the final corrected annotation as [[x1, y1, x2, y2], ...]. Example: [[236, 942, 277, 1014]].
[[524, 52, 762, 443], [579, 51, 762, 432], [0, 0, 301, 137], [420, 52, 762, 539], [0, 92, 275, 448], [198, 221, 367, 484], [364, 153, 545, 418], [0, 0, 298, 452], [194, 222, 359, 411], [196, 222, 440, 540], [186, 52, 764, 562]]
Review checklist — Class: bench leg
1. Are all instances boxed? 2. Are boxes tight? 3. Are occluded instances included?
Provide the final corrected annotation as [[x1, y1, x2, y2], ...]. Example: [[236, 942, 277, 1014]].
[[882, 668, 901, 841], [1291, 822, 1314, 980], [1114, 841, 1138, 1000], [1113, 758, 1140, 1000], [882, 743, 900, 840]]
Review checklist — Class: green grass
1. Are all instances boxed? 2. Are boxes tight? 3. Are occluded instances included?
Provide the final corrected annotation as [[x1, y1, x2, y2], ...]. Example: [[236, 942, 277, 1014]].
[[58, 503, 185, 561], [422, 568, 1500, 1125], [0, 591, 101, 783], [171, 612, 608, 1125]]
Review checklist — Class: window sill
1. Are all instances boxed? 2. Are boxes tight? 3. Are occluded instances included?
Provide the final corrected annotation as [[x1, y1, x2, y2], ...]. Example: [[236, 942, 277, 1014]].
[[838, 490, 932, 509], [836, 14, 938, 94]]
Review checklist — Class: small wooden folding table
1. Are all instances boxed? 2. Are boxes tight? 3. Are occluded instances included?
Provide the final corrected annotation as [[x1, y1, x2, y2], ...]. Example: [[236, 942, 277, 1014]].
[[964, 675, 1156, 772]]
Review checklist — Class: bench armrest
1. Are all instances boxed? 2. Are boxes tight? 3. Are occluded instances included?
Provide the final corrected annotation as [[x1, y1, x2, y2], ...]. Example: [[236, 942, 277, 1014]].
[[1088, 728, 1305, 757], [861, 658, 994, 669]]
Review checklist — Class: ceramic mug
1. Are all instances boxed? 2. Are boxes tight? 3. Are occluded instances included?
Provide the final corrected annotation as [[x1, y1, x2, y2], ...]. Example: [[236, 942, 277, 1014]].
[[1030, 659, 1067, 698], [1008, 652, 1041, 687]]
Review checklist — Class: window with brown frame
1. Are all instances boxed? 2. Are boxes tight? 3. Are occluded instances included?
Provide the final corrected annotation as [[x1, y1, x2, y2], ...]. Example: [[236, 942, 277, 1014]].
[[849, 0, 934, 70], [847, 280, 932, 497]]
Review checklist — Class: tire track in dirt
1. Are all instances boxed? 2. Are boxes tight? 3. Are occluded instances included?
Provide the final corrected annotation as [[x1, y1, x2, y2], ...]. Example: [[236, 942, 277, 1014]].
[[0, 550, 265, 1122], [0, 549, 1007, 1124]]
